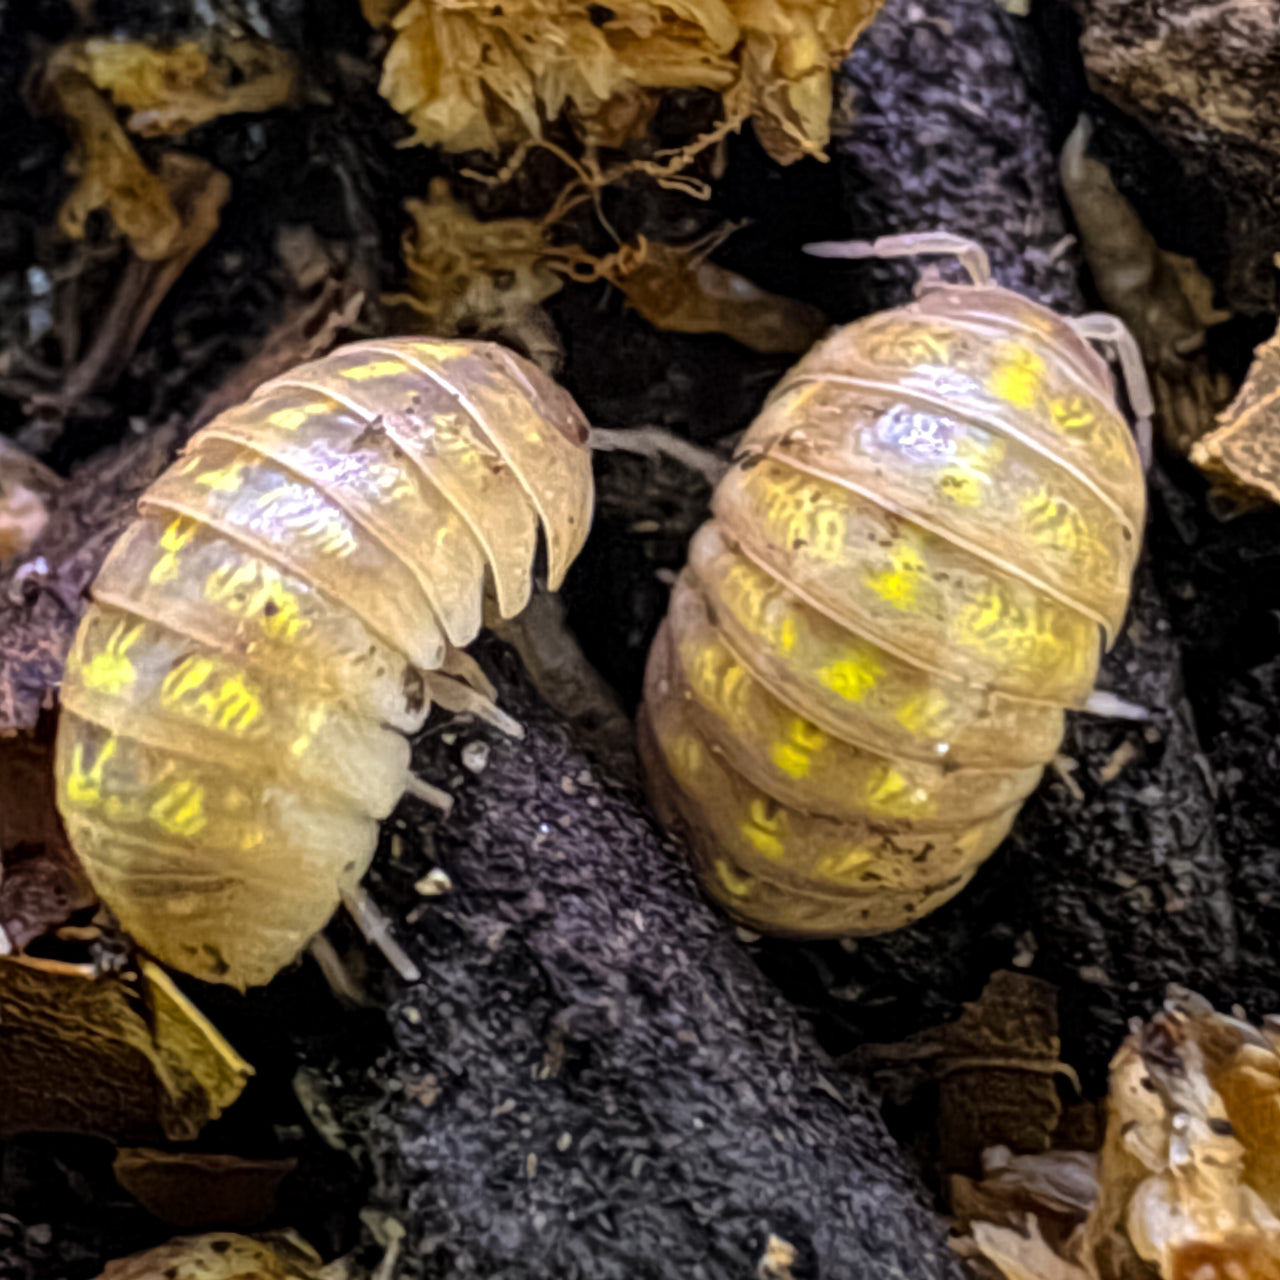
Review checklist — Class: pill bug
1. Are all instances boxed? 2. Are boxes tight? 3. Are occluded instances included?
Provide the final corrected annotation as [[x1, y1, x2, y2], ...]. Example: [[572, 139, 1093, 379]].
[[54, 337, 594, 988], [638, 234, 1150, 938]]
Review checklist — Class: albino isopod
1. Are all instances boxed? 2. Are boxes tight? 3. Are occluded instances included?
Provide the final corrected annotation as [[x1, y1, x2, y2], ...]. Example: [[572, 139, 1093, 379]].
[[55, 338, 594, 987], [639, 234, 1151, 937]]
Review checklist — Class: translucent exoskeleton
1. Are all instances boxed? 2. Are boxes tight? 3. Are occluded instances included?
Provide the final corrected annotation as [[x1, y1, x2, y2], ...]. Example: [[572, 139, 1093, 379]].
[[639, 234, 1151, 937], [55, 338, 594, 987]]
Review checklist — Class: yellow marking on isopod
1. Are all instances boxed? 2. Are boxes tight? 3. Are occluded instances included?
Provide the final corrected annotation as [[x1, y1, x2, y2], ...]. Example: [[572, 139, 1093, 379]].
[[195, 459, 249, 493], [198, 675, 261, 734], [936, 466, 983, 507], [895, 689, 952, 738], [1049, 394, 1097, 437], [817, 649, 883, 702], [204, 561, 310, 643], [864, 541, 926, 610], [770, 718, 827, 780], [864, 765, 933, 819], [987, 344, 1045, 411], [162, 655, 215, 706], [339, 359, 407, 382], [815, 847, 874, 879], [267, 398, 332, 432], [714, 858, 754, 898], [149, 780, 208, 838], [150, 516, 198, 586], [1020, 487, 1087, 556], [64, 736, 118, 806], [81, 620, 145, 695], [741, 798, 786, 860], [666, 732, 704, 784]]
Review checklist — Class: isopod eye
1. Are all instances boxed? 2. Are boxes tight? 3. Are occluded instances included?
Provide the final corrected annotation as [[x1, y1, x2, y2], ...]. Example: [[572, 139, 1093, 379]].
[[548, 394, 591, 447]]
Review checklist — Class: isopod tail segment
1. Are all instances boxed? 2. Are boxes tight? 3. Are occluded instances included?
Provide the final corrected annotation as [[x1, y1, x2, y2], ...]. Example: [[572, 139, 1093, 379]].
[[638, 231, 1150, 938], [53, 337, 595, 990]]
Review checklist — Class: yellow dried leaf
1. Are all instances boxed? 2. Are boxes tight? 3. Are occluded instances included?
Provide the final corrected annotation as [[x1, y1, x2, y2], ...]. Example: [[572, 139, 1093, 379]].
[[93, 1233, 326, 1280], [368, 0, 883, 163], [46, 54, 185, 259], [79, 38, 299, 137], [387, 178, 573, 350], [0, 954, 250, 1141]]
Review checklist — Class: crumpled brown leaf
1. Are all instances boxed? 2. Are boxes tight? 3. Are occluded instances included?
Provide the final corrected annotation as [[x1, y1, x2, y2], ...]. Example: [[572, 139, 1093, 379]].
[[114, 1150, 297, 1230], [598, 233, 828, 353], [961, 989, 1280, 1280], [386, 178, 573, 367], [366, 0, 883, 164], [0, 440, 62, 566], [1191, 313, 1280, 512], [92, 1232, 330, 1280], [0, 953, 251, 1142], [849, 970, 1072, 1173], [77, 38, 298, 137]]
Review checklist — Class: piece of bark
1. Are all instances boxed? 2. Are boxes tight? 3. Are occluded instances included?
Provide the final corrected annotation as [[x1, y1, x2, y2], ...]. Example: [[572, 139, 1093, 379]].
[[833, 0, 1085, 312], [349, 639, 964, 1280], [1071, 0, 1280, 315]]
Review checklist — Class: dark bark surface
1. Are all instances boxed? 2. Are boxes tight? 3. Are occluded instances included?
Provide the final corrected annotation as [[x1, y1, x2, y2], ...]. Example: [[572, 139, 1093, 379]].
[[349, 642, 963, 1280]]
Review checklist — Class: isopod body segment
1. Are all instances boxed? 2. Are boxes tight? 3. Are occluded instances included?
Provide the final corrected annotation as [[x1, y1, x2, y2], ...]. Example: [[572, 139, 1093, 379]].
[[54, 338, 594, 988], [639, 275, 1147, 937]]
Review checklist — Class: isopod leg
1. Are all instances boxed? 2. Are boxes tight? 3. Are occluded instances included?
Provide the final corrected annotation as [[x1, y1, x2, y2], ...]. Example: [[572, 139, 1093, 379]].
[[1067, 312, 1155, 472], [801, 232, 992, 286], [404, 773, 455, 814], [423, 670, 525, 740], [588, 426, 730, 487], [340, 885, 422, 983]]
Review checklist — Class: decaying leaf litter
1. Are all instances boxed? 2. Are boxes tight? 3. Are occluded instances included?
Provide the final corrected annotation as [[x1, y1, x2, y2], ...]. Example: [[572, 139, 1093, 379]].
[[5, 0, 1280, 1275]]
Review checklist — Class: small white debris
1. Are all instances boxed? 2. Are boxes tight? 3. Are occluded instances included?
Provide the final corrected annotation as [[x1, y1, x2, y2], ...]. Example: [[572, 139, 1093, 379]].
[[461, 740, 490, 773], [414, 868, 453, 897]]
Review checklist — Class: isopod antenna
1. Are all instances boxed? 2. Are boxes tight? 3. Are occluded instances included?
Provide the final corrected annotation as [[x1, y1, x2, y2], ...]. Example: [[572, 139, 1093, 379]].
[[802, 231, 992, 287]]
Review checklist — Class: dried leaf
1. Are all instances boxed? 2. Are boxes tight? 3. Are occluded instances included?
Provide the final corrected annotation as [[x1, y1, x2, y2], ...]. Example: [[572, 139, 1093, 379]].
[[959, 991, 1280, 1280], [971, 1219, 1092, 1280], [0, 954, 251, 1141], [603, 234, 828, 353], [92, 1232, 328, 1280], [79, 38, 298, 137], [851, 971, 1069, 1172], [114, 1150, 297, 1230], [44, 50, 186, 260], [0, 730, 97, 952], [386, 179, 575, 367], [1191, 324, 1280, 510], [368, 0, 882, 163], [0, 440, 62, 566]]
